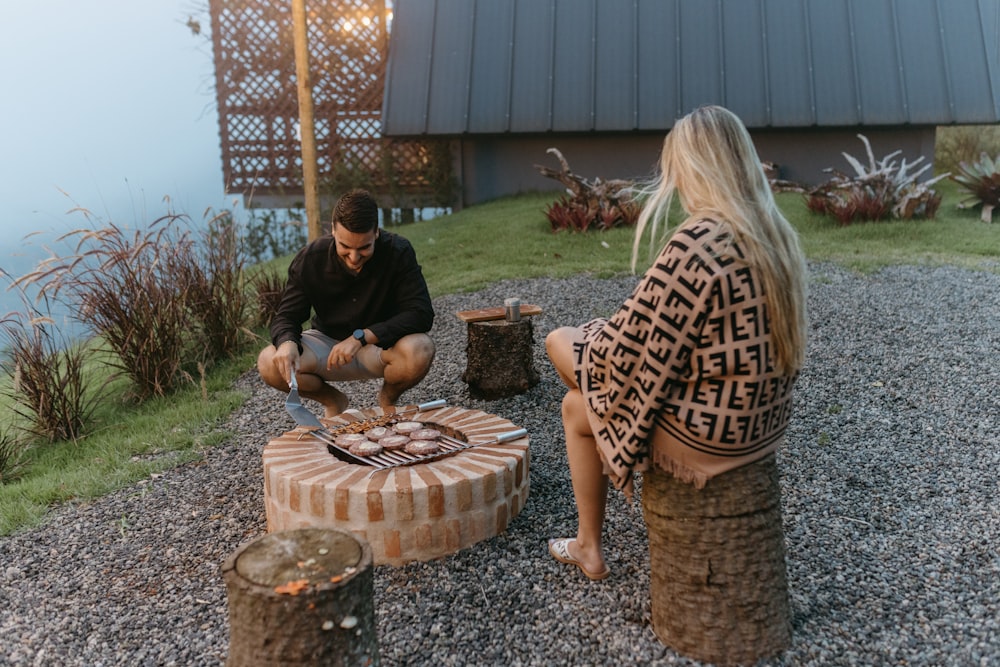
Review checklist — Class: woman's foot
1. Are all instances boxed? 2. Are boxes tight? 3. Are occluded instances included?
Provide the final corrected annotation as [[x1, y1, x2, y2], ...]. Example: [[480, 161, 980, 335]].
[[548, 538, 610, 581]]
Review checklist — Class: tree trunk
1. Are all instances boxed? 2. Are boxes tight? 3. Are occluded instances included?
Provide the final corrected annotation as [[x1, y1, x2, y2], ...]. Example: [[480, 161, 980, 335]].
[[461, 318, 540, 399], [223, 528, 379, 666], [290, 0, 321, 241], [641, 454, 791, 666]]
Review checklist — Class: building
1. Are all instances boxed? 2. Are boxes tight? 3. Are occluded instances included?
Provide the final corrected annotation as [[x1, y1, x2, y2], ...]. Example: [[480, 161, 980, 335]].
[[382, 0, 1000, 207]]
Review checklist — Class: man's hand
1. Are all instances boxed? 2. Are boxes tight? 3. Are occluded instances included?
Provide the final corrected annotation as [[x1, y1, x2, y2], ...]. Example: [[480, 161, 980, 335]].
[[273, 340, 301, 387], [327, 336, 364, 369]]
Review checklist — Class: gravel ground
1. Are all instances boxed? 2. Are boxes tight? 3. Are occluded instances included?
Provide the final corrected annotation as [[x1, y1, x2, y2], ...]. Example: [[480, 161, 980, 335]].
[[0, 262, 997, 666]]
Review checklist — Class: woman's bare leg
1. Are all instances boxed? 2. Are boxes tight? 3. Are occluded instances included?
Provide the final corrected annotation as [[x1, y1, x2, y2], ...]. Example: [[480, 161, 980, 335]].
[[547, 325, 609, 572], [545, 326, 583, 389]]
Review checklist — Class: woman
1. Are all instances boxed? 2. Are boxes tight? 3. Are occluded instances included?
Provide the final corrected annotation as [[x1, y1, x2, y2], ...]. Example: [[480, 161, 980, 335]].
[[545, 105, 808, 581]]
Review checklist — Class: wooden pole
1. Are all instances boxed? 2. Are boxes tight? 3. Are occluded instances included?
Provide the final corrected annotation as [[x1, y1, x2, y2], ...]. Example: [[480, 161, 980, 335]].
[[291, 0, 323, 241]]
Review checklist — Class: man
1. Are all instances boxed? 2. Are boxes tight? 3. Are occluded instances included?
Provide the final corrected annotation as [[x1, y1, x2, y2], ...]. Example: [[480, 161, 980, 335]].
[[257, 189, 435, 417]]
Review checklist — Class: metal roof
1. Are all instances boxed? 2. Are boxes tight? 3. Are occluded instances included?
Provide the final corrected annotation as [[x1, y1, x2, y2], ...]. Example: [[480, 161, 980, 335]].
[[382, 0, 1000, 135]]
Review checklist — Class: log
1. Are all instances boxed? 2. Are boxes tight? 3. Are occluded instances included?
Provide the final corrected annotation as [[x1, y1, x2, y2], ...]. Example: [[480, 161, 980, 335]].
[[533, 147, 633, 202], [641, 454, 791, 666], [223, 528, 379, 667], [461, 318, 539, 400]]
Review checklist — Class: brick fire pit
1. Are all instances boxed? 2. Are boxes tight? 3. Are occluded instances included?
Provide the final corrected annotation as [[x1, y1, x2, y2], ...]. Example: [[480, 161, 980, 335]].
[[262, 404, 530, 566]]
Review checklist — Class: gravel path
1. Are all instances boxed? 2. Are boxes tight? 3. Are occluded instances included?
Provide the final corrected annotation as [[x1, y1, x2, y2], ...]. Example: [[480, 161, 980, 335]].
[[1, 263, 997, 666]]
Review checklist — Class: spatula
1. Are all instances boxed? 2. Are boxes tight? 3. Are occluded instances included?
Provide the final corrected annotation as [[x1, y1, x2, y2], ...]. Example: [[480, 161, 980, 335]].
[[285, 370, 324, 429]]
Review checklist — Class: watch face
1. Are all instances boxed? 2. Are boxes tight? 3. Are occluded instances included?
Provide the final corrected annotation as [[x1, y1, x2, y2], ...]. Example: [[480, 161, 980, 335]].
[[353, 329, 365, 342]]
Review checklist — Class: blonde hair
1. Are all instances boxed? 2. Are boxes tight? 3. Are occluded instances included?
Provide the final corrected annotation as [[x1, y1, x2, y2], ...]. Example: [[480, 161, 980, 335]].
[[632, 105, 808, 373]]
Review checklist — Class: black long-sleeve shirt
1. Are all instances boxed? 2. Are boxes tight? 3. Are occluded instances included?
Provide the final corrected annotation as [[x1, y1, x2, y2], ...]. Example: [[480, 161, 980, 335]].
[[270, 231, 434, 350]]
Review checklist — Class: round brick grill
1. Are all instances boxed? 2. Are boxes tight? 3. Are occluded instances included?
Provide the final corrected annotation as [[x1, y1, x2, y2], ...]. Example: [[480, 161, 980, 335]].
[[262, 405, 530, 566]]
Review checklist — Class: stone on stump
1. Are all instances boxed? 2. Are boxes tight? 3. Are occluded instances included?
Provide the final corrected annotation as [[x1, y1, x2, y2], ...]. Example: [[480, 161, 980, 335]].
[[222, 528, 379, 667], [641, 454, 791, 666], [461, 318, 539, 399]]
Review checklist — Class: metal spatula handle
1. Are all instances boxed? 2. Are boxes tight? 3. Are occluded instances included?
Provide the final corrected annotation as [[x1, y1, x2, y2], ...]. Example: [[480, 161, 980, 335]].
[[285, 368, 324, 428]]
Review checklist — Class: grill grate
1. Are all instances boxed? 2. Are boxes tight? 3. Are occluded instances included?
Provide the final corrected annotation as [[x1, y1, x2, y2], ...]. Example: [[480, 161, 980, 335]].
[[311, 428, 482, 469], [300, 403, 528, 470]]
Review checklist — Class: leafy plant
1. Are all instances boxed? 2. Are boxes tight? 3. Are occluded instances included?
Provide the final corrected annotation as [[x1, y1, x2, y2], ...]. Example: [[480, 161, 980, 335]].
[[935, 125, 1000, 175], [319, 139, 459, 225], [17, 215, 203, 399], [806, 134, 948, 225], [545, 195, 592, 232], [0, 277, 113, 442], [0, 427, 26, 484], [186, 210, 256, 362], [248, 267, 287, 329], [536, 149, 640, 232], [949, 152, 1000, 223], [243, 208, 308, 264]]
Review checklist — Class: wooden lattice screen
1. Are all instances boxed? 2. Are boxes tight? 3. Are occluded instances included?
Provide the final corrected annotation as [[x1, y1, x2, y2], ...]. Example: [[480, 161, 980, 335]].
[[208, 0, 451, 209]]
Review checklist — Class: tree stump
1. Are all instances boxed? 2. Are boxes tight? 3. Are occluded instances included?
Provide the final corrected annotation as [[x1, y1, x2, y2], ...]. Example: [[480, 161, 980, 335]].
[[222, 528, 379, 667], [461, 318, 540, 399], [641, 454, 791, 666]]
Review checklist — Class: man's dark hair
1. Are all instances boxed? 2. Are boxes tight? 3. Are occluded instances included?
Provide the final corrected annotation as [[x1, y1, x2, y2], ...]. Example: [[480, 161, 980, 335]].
[[332, 189, 379, 233]]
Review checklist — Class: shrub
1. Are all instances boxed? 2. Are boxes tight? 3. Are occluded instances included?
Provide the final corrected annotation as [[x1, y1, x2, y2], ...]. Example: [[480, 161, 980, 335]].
[[248, 267, 287, 330], [0, 427, 27, 484], [806, 135, 948, 225], [545, 196, 592, 232], [949, 152, 1000, 223], [936, 125, 1000, 175], [18, 215, 203, 399], [0, 278, 112, 442], [244, 208, 308, 264], [536, 148, 640, 232], [186, 211, 256, 362]]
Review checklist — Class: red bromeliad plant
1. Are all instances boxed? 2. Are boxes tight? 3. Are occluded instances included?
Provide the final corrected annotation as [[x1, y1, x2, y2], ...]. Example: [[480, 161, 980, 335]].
[[536, 148, 639, 232], [545, 195, 592, 232], [806, 134, 948, 225]]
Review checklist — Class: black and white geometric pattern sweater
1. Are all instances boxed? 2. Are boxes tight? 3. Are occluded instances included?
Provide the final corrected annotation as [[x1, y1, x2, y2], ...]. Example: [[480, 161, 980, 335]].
[[573, 218, 798, 493]]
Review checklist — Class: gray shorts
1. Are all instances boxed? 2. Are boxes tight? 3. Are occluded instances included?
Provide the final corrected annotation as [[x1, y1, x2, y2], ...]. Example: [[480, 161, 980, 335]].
[[300, 329, 386, 382]]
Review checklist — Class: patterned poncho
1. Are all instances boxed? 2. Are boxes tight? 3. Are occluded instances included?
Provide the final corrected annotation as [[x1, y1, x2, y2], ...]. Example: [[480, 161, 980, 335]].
[[573, 218, 798, 493]]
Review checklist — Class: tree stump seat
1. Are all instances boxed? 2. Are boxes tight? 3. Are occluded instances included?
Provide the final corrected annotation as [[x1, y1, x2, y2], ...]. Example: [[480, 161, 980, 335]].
[[456, 303, 542, 400], [222, 528, 379, 666], [641, 453, 791, 666]]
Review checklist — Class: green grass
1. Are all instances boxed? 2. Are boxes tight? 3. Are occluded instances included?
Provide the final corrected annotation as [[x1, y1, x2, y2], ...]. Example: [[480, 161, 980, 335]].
[[0, 351, 253, 534], [398, 192, 639, 296], [777, 180, 1000, 273], [1, 181, 998, 535]]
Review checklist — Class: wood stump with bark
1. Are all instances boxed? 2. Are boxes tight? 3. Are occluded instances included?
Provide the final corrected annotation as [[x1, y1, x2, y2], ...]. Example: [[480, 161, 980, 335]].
[[641, 454, 791, 666], [223, 528, 379, 667], [461, 318, 540, 400]]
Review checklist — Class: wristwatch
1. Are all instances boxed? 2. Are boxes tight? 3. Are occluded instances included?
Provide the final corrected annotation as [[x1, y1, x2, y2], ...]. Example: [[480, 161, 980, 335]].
[[352, 328, 366, 344]]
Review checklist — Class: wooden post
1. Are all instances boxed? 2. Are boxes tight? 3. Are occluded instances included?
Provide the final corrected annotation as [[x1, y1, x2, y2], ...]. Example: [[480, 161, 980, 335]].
[[222, 528, 379, 666], [456, 304, 542, 400], [461, 318, 540, 399], [641, 454, 791, 666], [291, 0, 322, 241]]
